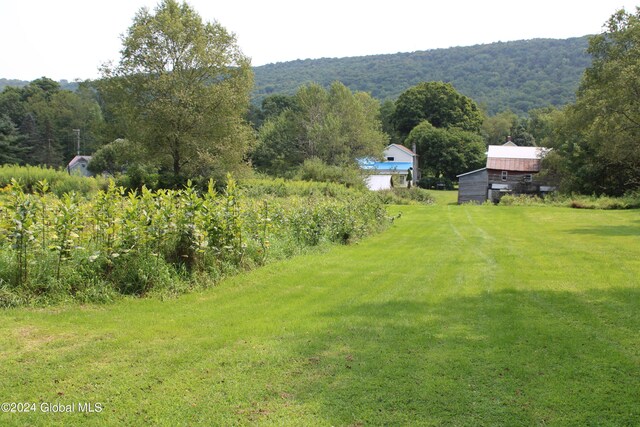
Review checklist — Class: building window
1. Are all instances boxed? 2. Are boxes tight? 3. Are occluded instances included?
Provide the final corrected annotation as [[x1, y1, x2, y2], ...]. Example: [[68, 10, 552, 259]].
[[501, 171, 508, 181], [523, 174, 532, 183], [386, 156, 395, 161]]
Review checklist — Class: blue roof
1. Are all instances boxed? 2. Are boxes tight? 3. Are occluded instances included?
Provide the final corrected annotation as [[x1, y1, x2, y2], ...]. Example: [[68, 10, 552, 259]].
[[359, 160, 413, 172]]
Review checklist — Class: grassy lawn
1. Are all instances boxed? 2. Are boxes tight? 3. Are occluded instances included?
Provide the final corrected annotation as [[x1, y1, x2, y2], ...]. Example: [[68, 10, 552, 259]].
[[0, 196, 638, 425]]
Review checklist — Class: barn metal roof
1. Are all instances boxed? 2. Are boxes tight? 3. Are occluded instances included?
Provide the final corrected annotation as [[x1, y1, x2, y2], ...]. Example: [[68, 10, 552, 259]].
[[486, 145, 550, 172], [487, 158, 541, 172]]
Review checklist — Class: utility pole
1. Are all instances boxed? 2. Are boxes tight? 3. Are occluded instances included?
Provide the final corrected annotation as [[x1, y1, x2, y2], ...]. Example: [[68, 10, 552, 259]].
[[73, 129, 80, 156]]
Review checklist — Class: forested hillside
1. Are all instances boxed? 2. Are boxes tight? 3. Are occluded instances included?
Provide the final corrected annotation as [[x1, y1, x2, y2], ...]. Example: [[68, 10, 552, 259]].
[[253, 37, 591, 115], [2, 37, 590, 116]]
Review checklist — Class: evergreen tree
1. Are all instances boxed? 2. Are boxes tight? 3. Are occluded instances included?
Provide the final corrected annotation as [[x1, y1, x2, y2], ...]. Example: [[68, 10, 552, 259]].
[[0, 115, 28, 164]]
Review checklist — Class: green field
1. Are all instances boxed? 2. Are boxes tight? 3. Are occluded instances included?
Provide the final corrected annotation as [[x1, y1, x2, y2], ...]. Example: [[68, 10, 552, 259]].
[[1, 193, 638, 425]]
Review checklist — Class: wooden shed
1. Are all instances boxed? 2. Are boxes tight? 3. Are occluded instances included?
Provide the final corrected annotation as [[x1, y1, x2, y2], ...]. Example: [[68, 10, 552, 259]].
[[457, 142, 554, 204], [457, 168, 489, 204]]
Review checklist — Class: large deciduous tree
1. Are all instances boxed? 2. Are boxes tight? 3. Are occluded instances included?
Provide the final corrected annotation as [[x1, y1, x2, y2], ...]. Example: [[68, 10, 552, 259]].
[[405, 121, 485, 181], [393, 81, 483, 138], [253, 82, 388, 175], [552, 8, 640, 195], [100, 0, 254, 184]]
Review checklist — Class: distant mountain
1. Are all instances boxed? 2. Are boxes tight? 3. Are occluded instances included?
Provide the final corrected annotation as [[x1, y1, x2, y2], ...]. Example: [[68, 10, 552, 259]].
[[253, 36, 592, 115], [1, 36, 592, 116]]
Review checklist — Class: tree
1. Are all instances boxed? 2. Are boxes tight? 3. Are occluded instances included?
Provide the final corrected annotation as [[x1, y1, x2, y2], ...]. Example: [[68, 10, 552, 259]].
[[28, 89, 101, 164], [526, 107, 563, 147], [261, 94, 296, 120], [253, 82, 388, 175], [99, 0, 254, 185], [0, 78, 104, 167], [379, 99, 402, 145], [88, 138, 145, 175], [405, 121, 485, 180], [481, 110, 519, 145], [392, 81, 483, 138], [0, 115, 28, 165], [551, 8, 640, 195]]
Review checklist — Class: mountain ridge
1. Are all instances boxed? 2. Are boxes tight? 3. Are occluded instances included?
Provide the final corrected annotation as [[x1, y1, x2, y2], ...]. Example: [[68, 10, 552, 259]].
[[252, 36, 592, 115], [1, 36, 592, 116]]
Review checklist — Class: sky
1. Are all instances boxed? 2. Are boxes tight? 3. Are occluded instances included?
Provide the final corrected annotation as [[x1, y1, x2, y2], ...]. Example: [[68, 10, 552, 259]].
[[0, 0, 637, 81]]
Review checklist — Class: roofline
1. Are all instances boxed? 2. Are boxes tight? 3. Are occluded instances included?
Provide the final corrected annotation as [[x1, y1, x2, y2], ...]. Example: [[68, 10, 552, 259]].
[[456, 167, 487, 178], [387, 143, 416, 156]]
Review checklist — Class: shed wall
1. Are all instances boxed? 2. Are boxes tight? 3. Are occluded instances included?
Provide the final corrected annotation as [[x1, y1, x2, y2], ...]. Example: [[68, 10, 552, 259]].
[[458, 169, 488, 204]]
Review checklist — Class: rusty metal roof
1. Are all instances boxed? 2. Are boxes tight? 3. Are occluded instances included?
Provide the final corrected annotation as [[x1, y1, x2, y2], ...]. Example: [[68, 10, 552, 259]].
[[487, 158, 541, 172], [486, 145, 550, 172]]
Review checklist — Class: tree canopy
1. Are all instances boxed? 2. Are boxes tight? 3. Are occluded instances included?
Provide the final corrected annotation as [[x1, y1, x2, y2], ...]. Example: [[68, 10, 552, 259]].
[[393, 82, 483, 138], [0, 78, 103, 167], [548, 8, 640, 195], [98, 0, 254, 185], [252, 82, 388, 175], [405, 121, 485, 180]]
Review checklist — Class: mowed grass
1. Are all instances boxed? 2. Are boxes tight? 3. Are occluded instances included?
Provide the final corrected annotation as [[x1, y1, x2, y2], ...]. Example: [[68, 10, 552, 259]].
[[0, 195, 638, 425]]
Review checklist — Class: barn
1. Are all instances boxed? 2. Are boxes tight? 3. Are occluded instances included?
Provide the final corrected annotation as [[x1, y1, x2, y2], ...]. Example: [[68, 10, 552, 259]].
[[457, 142, 553, 204]]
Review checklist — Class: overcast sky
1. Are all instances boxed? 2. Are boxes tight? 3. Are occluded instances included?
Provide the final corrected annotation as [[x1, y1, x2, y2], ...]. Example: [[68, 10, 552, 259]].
[[0, 0, 636, 81]]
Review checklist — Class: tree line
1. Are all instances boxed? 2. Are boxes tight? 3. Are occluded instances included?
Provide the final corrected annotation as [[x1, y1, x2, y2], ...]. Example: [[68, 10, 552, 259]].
[[0, 1, 637, 197], [0, 78, 103, 167]]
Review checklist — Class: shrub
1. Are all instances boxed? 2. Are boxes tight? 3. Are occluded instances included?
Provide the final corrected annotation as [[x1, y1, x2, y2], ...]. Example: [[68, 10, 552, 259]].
[[499, 192, 640, 210], [376, 187, 434, 205], [295, 158, 366, 189]]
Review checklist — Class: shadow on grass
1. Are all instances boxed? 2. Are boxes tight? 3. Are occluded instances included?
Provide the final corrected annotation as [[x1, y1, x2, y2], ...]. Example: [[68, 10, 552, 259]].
[[288, 288, 639, 426], [567, 225, 640, 236]]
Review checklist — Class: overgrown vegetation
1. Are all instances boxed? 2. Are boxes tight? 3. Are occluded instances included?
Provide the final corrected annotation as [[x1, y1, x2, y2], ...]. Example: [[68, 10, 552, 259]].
[[375, 187, 435, 205], [499, 192, 640, 209], [0, 176, 388, 307], [0, 164, 107, 197]]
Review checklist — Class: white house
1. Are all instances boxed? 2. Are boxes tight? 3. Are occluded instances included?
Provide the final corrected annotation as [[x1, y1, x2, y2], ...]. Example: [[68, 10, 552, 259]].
[[361, 144, 419, 191], [67, 155, 93, 177]]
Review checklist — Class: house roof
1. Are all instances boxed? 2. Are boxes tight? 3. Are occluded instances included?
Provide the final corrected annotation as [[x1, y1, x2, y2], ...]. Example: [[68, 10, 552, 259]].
[[68, 155, 92, 168], [387, 144, 416, 157], [360, 160, 413, 173], [486, 145, 550, 172]]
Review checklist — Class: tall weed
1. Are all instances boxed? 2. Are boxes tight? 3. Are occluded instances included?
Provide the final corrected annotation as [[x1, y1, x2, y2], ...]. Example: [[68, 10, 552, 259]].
[[0, 174, 389, 306]]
